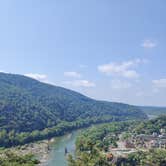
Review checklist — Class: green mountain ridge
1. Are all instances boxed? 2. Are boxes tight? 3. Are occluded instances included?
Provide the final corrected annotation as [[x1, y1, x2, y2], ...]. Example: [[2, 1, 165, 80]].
[[139, 106, 166, 116], [0, 72, 147, 147]]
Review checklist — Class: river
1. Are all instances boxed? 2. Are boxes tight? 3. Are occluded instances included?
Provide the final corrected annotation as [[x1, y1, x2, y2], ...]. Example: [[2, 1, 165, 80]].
[[45, 130, 81, 166], [44, 116, 157, 166]]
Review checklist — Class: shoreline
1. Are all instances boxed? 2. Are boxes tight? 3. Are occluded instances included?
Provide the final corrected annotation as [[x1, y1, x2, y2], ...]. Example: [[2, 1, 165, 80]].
[[4, 138, 56, 166], [2, 132, 76, 166], [0, 124, 111, 165]]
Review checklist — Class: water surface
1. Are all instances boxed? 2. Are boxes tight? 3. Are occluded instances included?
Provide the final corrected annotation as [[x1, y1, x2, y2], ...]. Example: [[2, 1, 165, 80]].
[[46, 130, 80, 166]]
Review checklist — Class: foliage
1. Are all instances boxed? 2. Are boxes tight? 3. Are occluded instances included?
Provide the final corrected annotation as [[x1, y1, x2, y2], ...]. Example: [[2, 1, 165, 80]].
[[133, 115, 166, 134], [68, 116, 166, 166], [0, 150, 39, 166], [0, 73, 147, 147], [68, 121, 136, 165], [139, 106, 166, 116], [120, 149, 166, 166]]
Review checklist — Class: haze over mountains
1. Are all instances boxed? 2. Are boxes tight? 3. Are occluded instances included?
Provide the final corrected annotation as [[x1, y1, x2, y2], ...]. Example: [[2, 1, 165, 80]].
[[139, 106, 166, 116]]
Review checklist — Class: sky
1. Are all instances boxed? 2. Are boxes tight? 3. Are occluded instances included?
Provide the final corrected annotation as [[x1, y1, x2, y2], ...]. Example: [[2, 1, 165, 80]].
[[0, 0, 166, 106]]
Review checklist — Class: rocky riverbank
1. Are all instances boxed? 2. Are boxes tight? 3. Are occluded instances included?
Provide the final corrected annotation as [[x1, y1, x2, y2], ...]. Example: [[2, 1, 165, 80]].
[[4, 138, 55, 166]]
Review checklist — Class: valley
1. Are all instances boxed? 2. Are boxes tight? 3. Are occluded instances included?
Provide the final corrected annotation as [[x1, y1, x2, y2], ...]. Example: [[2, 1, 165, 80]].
[[0, 73, 165, 166], [0, 73, 147, 148], [0, 1, 165, 165]]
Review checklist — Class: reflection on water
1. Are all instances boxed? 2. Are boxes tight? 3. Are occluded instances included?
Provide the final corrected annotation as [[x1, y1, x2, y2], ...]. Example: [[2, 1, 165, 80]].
[[46, 130, 80, 166]]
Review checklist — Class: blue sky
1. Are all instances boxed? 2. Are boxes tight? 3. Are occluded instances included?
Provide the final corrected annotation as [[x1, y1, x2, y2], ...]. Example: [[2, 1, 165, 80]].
[[0, 0, 166, 106]]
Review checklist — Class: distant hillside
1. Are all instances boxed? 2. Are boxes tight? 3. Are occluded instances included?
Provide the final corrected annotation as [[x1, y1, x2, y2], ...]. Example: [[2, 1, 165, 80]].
[[133, 115, 166, 134], [139, 106, 166, 116], [0, 72, 147, 147]]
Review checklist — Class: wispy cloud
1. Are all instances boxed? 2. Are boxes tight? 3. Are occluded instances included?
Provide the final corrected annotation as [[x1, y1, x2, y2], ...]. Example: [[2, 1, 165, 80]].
[[0, 70, 8, 73], [141, 39, 157, 48], [98, 59, 143, 78], [152, 78, 166, 88], [24, 73, 48, 82], [64, 80, 95, 88], [64, 71, 81, 78]]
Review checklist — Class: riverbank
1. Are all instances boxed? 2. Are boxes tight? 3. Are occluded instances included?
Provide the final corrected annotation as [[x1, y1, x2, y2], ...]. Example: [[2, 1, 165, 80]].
[[0, 130, 80, 166], [0, 138, 55, 166], [0, 123, 114, 166]]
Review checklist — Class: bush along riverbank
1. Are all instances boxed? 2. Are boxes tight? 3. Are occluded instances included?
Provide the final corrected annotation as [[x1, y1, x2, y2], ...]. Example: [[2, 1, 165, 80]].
[[0, 116, 138, 148], [0, 138, 56, 166], [0, 150, 39, 166]]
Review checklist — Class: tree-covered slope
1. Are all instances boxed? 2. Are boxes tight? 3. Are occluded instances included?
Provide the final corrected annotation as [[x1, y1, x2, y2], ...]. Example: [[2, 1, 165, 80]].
[[139, 106, 166, 116], [133, 115, 166, 134], [0, 72, 147, 146]]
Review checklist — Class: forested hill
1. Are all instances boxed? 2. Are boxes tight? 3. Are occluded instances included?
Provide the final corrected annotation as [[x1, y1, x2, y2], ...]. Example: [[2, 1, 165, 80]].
[[139, 106, 166, 116], [134, 115, 166, 134], [0, 72, 147, 147]]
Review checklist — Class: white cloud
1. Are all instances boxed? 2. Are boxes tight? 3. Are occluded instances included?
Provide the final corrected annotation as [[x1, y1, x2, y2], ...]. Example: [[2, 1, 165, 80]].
[[64, 80, 95, 88], [152, 79, 166, 88], [122, 70, 139, 78], [64, 71, 81, 78], [0, 70, 8, 73], [110, 79, 132, 89], [141, 40, 157, 48], [24, 73, 48, 82], [98, 59, 142, 78]]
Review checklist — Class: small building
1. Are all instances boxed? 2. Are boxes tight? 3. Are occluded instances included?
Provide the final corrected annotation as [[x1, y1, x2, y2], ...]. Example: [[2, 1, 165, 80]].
[[106, 153, 113, 161], [148, 140, 159, 148], [159, 139, 166, 149], [160, 128, 165, 134], [152, 132, 158, 137]]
